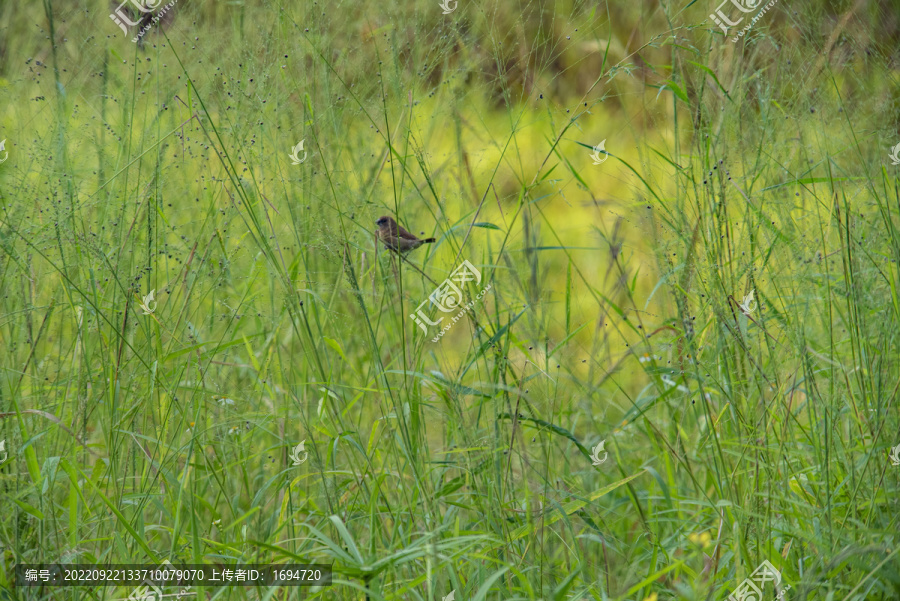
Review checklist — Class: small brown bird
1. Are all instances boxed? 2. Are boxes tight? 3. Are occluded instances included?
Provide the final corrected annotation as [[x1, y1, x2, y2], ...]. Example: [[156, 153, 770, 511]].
[[375, 216, 436, 253]]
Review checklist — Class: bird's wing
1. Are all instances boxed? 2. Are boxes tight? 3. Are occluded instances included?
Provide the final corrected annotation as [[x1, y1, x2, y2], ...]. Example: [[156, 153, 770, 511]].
[[397, 226, 420, 240]]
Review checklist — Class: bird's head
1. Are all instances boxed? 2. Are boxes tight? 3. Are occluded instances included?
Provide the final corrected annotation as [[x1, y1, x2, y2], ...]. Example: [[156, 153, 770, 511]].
[[376, 216, 393, 228]]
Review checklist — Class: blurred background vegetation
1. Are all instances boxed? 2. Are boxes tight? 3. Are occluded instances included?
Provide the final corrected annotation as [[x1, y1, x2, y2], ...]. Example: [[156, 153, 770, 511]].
[[1, 0, 900, 599]]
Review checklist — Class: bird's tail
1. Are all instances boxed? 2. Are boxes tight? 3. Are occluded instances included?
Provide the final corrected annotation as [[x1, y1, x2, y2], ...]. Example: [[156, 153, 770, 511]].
[[423, 237, 436, 243]]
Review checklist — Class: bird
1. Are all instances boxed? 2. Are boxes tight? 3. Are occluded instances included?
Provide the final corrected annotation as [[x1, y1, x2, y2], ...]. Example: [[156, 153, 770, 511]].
[[375, 216, 436, 253]]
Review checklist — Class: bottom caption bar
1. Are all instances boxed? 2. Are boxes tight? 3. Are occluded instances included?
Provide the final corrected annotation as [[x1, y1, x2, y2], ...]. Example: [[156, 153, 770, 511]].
[[16, 564, 332, 587]]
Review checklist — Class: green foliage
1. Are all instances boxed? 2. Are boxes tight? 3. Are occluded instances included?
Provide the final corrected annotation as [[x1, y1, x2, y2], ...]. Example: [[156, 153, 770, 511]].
[[0, 0, 899, 599]]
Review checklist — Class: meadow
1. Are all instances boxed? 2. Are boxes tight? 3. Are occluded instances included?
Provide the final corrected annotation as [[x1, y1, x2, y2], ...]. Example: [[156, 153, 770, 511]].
[[1, 0, 899, 599]]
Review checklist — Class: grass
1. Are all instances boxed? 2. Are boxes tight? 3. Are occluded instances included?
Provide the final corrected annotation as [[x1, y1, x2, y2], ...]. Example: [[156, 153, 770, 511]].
[[1, 0, 899, 599]]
